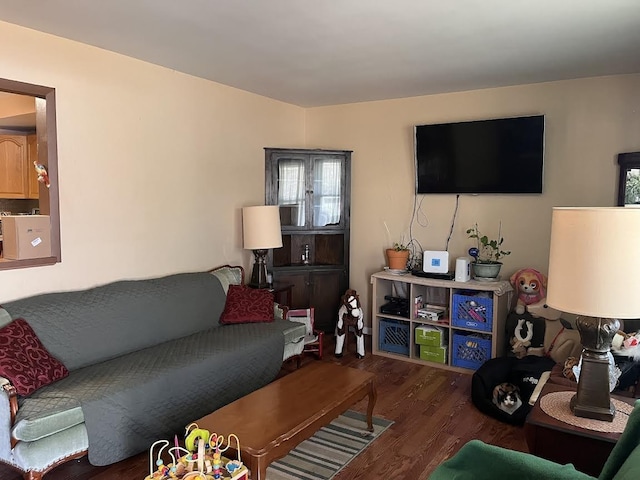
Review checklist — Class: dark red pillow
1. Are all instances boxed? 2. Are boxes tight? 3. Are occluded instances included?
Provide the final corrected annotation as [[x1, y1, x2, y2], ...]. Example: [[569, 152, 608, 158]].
[[0, 318, 69, 396], [220, 285, 274, 324]]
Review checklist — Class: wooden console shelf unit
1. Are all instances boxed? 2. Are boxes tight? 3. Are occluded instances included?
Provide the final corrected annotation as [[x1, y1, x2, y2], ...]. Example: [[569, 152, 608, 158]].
[[371, 271, 514, 374]]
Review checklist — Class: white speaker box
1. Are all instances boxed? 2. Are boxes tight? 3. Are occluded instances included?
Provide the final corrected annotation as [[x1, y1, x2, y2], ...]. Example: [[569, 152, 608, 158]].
[[455, 257, 471, 282]]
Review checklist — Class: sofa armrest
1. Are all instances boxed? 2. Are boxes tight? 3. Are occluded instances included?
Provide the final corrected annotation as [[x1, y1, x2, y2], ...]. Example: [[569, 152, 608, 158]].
[[1, 380, 19, 449], [429, 439, 595, 480], [208, 265, 245, 294], [1, 381, 18, 426], [275, 303, 288, 321]]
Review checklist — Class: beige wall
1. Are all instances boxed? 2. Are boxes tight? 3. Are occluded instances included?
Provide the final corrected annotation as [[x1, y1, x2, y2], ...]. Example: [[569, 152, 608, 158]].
[[305, 75, 640, 326], [0, 21, 305, 301], [2, 19, 639, 327], [0, 91, 35, 119]]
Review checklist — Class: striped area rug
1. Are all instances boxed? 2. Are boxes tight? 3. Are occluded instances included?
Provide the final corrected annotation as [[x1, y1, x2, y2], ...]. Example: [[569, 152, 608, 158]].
[[266, 410, 393, 480]]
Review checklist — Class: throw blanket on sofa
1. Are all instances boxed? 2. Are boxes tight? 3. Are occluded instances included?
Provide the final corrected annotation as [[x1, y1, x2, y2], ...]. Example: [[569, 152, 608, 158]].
[[20, 321, 286, 465]]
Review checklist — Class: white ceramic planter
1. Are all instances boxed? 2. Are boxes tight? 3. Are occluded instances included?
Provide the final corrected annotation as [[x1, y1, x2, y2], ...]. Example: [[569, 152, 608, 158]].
[[472, 262, 502, 279]]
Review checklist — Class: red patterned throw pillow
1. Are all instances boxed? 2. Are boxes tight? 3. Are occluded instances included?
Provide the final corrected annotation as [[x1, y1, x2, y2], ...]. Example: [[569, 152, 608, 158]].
[[0, 318, 69, 396], [220, 285, 274, 324]]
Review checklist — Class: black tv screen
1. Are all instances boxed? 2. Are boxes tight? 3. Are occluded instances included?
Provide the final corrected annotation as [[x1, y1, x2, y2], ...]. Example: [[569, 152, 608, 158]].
[[415, 115, 545, 194]]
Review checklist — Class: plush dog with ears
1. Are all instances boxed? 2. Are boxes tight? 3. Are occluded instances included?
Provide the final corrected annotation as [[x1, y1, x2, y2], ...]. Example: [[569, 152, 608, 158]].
[[510, 268, 547, 314], [527, 299, 582, 365]]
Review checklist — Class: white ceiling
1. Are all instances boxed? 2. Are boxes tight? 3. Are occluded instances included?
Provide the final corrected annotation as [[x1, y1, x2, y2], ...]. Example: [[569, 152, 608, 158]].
[[1, 0, 639, 107]]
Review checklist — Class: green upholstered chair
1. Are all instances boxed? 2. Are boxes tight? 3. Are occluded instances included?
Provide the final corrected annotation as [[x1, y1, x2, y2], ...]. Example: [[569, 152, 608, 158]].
[[429, 400, 640, 480]]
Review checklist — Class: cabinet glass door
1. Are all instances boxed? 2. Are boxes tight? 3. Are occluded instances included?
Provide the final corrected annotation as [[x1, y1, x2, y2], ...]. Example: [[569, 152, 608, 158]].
[[277, 157, 307, 227], [312, 156, 343, 227]]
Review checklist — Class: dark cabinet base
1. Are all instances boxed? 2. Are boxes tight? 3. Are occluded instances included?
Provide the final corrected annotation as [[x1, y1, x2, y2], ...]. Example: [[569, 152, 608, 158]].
[[274, 269, 347, 332]]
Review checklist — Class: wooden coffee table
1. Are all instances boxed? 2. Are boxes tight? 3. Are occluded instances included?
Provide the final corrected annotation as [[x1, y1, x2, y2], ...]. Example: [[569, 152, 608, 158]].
[[193, 362, 377, 480]]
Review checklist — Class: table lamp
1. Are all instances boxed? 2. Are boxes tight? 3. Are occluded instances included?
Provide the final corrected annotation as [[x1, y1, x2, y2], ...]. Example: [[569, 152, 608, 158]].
[[242, 205, 282, 288], [546, 207, 640, 421]]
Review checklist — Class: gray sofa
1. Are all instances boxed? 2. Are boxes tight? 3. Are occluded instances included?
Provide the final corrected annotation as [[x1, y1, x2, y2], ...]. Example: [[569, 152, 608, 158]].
[[0, 266, 306, 480]]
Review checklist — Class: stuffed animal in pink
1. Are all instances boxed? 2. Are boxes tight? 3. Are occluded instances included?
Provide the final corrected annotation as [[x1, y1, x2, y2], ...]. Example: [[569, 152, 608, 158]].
[[510, 268, 547, 314]]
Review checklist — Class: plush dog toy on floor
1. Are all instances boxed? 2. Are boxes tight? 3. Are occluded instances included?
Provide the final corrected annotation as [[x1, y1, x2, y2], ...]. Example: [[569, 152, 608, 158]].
[[527, 298, 582, 364], [510, 268, 547, 314], [335, 289, 365, 359]]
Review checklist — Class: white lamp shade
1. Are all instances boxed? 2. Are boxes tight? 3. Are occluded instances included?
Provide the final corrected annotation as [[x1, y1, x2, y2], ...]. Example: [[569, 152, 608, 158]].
[[547, 207, 640, 318], [242, 206, 283, 250]]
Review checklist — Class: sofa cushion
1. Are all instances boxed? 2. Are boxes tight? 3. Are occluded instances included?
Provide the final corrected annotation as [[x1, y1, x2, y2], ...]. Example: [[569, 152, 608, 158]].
[[13, 396, 83, 442], [12, 319, 305, 446], [26, 319, 289, 465], [220, 285, 274, 324], [0, 319, 69, 396], [11, 423, 88, 473]]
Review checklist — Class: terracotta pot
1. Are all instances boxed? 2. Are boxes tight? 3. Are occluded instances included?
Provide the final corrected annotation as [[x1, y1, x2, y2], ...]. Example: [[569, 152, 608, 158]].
[[386, 249, 410, 270]]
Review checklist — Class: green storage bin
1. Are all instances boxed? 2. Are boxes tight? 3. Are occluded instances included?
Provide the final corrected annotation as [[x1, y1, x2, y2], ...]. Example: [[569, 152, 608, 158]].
[[415, 325, 445, 346], [419, 345, 447, 364]]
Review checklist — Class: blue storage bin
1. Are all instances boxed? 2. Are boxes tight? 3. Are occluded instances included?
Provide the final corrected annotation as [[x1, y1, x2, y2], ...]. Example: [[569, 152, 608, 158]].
[[379, 318, 410, 356], [452, 332, 492, 370], [451, 293, 493, 332]]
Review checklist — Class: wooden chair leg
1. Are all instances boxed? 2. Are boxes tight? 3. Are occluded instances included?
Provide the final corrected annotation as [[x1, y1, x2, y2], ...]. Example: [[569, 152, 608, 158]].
[[317, 332, 324, 360]]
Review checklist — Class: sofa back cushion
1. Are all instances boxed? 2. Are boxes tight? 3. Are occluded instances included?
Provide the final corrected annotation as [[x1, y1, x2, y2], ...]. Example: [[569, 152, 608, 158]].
[[3, 272, 226, 370]]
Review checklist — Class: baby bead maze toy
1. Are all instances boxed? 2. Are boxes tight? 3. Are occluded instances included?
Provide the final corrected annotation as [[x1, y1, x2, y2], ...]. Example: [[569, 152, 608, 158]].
[[144, 423, 247, 480]]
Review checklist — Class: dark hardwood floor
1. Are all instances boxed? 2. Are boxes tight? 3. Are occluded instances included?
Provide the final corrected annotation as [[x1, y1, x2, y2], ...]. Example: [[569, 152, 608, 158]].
[[0, 336, 528, 479]]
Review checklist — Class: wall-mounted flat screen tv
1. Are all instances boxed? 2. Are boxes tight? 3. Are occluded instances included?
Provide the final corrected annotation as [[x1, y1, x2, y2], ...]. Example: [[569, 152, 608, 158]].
[[415, 115, 545, 194]]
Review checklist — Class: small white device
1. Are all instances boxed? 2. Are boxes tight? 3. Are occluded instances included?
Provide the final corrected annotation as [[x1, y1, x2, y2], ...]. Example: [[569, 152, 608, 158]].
[[455, 257, 472, 282], [422, 251, 449, 274]]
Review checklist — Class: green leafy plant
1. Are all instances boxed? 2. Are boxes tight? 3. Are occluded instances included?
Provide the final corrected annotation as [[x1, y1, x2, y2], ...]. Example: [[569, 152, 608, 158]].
[[466, 223, 511, 264], [392, 242, 410, 251]]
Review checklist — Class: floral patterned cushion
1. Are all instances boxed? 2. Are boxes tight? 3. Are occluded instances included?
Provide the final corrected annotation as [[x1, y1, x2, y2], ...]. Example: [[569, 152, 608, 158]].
[[219, 285, 274, 324], [0, 318, 69, 396]]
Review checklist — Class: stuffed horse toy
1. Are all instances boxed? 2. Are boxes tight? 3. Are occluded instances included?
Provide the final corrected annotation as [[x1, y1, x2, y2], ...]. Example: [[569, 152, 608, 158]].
[[335, 289, 365, 359]]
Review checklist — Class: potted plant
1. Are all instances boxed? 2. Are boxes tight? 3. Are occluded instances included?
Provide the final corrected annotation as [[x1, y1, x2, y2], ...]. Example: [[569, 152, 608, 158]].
[[466, 223, 511, 279], [386, 242, 411, 271]]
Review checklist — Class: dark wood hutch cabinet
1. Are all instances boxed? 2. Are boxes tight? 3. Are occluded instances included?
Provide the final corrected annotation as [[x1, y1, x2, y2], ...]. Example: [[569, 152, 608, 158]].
[[265, 148, 351, 332]]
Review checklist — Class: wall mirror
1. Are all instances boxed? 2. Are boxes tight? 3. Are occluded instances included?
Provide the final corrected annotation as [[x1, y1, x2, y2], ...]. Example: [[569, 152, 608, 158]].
[[617, 152, 640, 207], [0, 77, 59, 270]]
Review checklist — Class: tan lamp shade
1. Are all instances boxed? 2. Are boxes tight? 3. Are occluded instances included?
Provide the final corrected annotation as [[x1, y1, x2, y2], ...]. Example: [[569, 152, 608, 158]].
[[546, 207, 640, 319], [242, 206, 283, 250]]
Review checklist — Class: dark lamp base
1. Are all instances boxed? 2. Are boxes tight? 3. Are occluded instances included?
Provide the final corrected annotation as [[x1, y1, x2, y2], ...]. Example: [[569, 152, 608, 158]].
[[249, 249, 269, 289], [571, 315, 620, 422], [570, 394, 615, 422]]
